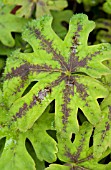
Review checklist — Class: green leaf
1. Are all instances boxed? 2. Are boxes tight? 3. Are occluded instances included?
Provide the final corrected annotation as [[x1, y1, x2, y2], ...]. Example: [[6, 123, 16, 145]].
[[51, 10, 73, 39], [25, 139, 45, 170], [94, 93, 111, 158], [3, 14, 111, 134], [4, 0, 68, 18], [95, 19, 111, 43], [0, 106, 56, 169], [46, 122, 111, 170], [100, 60, 111, 92], [0, 4, 28, 47], [103, 0, 111, 14], [26, 107, 57, 162], [0, 133, 36, 170]]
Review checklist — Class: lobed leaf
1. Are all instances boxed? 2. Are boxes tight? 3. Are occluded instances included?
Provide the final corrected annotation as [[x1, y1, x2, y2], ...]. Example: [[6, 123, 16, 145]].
[[103, 0, 111, 14], [94, 93, 111, 158], [25, 107, 57, 163], [0, 107, 57, 169], [46, 122, 111, 170], [51, 10, 73, 39], [95, 19, 111, 43], [0, 133, 36, 170], [3, 14, 111, 135], [0, 4, 28, 47], [4, 0, 68, 18]]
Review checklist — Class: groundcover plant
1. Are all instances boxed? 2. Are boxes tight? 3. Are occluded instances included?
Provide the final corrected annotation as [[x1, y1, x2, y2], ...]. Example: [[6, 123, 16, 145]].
[[0, 0, 111, 169]]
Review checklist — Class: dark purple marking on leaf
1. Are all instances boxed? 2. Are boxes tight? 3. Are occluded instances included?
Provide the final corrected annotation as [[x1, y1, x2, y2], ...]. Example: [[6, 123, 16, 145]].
[[6, 63, 60, 80], [64, 132, 85, 163], [69, 23, 83, 58], [13, 80, 27, 95], [50, 74, 65, 87], [34, 28, 69, 70], [101, 122, 110, 142], [29, 95, 38, 109], [74, 78, 88, 100], [6, 63, 30, 79], [61, 76, 75, 130], [61, 76, 88, 131], [11, 86, 52, 122], [68, 22, 101, 72], [6, 62, 61, 95], [99, 106, 111, 142], [12, 103, 28, 121], [78, 154, 93, 163], [77, 24, 83, 31], [105, 122, 110, 131]]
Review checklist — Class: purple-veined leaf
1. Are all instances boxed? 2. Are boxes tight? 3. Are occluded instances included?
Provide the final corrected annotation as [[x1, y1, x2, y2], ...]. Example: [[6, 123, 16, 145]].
[[94, 93, 111, 158], [46, 121, 111, 170], [3, 14, 111, 134]]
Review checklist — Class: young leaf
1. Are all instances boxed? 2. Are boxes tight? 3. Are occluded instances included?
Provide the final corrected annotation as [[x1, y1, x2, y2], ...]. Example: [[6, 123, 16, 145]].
[[3, 14, 111, 134], [94, 93, 111, 158], [0, 4, 28, 47], [4, 0, 68, 18]]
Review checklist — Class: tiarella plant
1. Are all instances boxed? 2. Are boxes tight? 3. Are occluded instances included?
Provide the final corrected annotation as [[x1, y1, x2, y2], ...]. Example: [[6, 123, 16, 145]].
[[1, 0, 111, 170]]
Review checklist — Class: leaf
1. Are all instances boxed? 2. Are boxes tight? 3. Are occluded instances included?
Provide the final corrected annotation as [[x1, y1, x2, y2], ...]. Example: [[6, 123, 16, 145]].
[[25, 139, 45, 170], [103, 0, 111, 14], [25, 107, 57, 163], [94, 93, 111, 158], [0, 106, 57, 169], [0, 133, 36, 170], [51, 10, 73, 39], [4, 0, 68, 18], [100, 60, 111, 93], [46, 122, 111, 170], [95, 19, 111, 43], [3, 14, 111, 134], [0, 4, 28, 47]]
